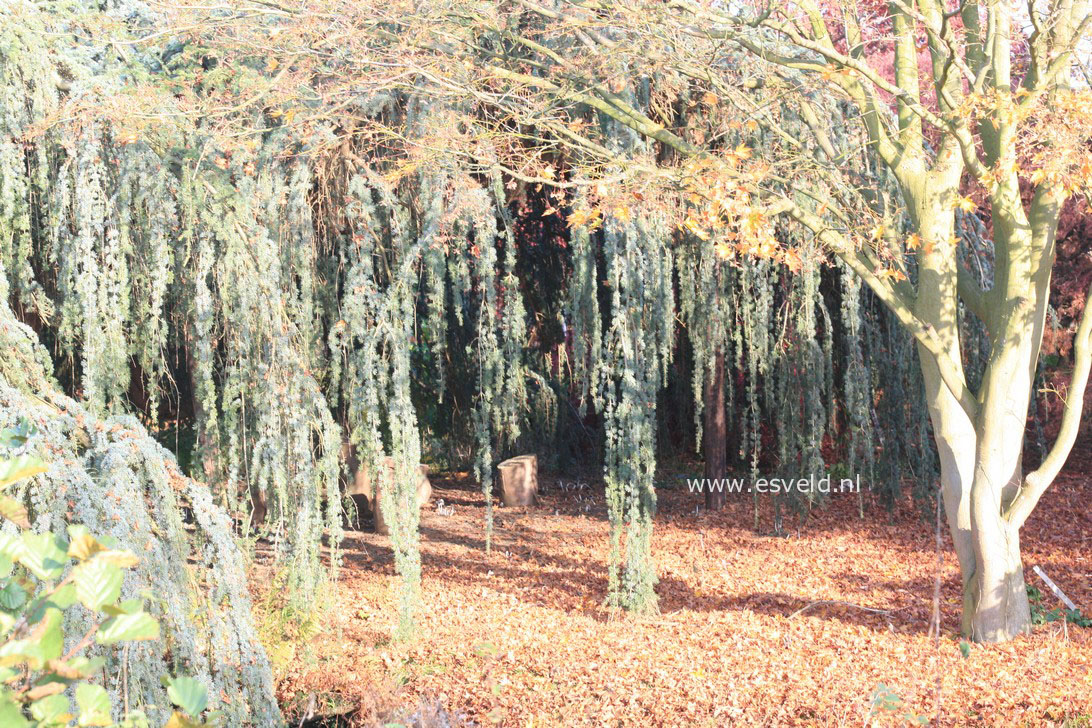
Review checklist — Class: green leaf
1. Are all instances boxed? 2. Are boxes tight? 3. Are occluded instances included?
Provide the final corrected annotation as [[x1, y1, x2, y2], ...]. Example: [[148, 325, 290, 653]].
[[166, 676, 208, 717], [102, 598, 143, 617], [0, 455, 47, 489], [70, 656, 107, 676], [116, 709, 150, 728], [0, 532, 20, 560], [19, 532, 68, 581], [0, 607, 63, 668], [97, 611, 159, 645], [97, 534, 121, 550], [42, 656, 106, 682], [0, 581, 27, 611], [29, 692, 71, 724], [74, 558, 122, 611], [0, 692, 29, 728], [958, 640, 971, 659], [76, 683, 112, 727], [0, 495, 29, 529], [165, 711, 201, 728], [46, 583, 77, 610], [0, 420, 36, 449], [66, 526, 105, 562], [97, 550, 139, 568], [35, 610, 65, 662]]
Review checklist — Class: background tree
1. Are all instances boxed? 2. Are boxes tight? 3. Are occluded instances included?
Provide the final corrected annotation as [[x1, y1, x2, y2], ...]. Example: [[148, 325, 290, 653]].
[[388, 0, 1092, 641], [6, 0, 1089, 644]]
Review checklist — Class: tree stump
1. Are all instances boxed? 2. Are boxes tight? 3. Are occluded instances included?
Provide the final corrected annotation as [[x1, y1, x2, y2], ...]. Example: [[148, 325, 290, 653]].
[[496, 454, 538, 506], [344, 454, 431, 534]]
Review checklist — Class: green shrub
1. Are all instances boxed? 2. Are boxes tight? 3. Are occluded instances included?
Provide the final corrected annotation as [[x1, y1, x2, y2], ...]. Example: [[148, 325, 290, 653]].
[[1028, 585, 1092, 628], [0, 423, 216, 727]]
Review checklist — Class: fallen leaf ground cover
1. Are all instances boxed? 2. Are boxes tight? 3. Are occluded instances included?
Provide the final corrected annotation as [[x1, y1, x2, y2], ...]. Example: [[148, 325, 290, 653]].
[[263, 449, 1092, 727]]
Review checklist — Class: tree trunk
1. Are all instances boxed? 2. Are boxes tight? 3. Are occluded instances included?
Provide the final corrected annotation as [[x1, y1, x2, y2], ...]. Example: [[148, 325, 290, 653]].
[[182, 319, 220, 484], [967, 517, 1031, 642], [911, 201, 981, 636], [918, 174, 1060, 641], [967, 384, 1034, 642], [965, 289, 1042, 641], [703, 347, 727, 510]]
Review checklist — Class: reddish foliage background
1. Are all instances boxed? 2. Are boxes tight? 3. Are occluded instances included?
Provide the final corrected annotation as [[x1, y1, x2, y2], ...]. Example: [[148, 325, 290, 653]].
[[1045, 199, 1092, 357]]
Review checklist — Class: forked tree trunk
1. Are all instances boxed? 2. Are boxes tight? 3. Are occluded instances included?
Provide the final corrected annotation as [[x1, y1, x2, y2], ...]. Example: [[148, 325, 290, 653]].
[[910, 199, 981, 634], [964, 181, 1062, 641], [703, 347, 727, 510], [967, 369, 1036, 640], [910, 196, 1036, 642], [913, 180, 1067, 641]]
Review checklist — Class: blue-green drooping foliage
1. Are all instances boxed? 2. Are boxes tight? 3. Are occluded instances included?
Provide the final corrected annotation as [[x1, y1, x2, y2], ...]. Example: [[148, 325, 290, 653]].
[[0, 0, 1002, 641]]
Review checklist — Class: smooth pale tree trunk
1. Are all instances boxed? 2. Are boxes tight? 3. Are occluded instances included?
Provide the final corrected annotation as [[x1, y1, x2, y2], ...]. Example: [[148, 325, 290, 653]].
[[910, 174, 1064, 641], [966, 329, 1038, 641], [910, 200, 982, 637], [965, 347, 1037, 641], [905, 172, 1035, 640], [962, 184, 1061, 641], [703, 347, 727, 510], [968, 305, 1036, 641]]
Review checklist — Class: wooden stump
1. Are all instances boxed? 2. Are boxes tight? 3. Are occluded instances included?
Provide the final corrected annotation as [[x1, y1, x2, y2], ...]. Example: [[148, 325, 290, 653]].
[[496, 454, 538, 506], [344, 454, 431, 534]]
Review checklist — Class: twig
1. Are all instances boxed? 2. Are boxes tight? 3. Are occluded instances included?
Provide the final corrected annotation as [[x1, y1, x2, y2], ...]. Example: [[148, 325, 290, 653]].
[[123, 644, 130, 718], [297, 692, 316, 728], [933, 485, 943, 724], [788, 600, 893, 618], [61, 622, 99, 662]]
